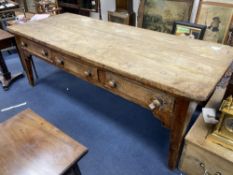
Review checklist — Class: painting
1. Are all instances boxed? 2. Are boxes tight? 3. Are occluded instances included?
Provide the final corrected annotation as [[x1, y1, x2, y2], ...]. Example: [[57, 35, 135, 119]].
[[25, 0, 37, 13], [196, 2, 233, 43], [138, 0, 194, 34], [226, 19, 233, 46], [172, 21, 207, 40]]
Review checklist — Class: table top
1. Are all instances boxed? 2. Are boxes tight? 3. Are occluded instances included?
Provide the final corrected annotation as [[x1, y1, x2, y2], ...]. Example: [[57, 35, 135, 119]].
[[8, 13, 233, 101], [0, 29, 13, 40], [0, 109, 88, 175]]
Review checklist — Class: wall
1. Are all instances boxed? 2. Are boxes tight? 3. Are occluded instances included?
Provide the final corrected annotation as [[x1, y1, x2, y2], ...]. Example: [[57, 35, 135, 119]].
[[91, 0, 200, 23]]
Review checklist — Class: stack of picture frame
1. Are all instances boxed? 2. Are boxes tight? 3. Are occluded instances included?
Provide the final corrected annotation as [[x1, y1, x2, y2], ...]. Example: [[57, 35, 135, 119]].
[[138, 0, 194, 34], [138, 0, 233, 46]]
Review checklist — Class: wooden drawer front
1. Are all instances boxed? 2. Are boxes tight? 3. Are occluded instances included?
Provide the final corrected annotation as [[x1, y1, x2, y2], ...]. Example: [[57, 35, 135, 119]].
[[179, 143, 232, 175], [20, 38, 52, 63], [53, 53, 98, 81], [99, 71, 174, 114]]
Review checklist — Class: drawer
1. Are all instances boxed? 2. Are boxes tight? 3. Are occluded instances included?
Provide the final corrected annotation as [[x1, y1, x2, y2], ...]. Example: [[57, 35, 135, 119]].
[[20, 38, 52, 63], [52, 53, 98, 81], [179, 143, 232, 175], [99, 71, 175, 124]]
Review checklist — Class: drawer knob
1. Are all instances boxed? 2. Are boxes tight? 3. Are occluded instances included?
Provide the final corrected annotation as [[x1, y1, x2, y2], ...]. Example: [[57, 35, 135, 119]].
[[21, 41, 27, 47], [55, 57, 64, 65], [57, 59, 64, 65], [149, 98, 163, 110], [41, 49, 48, 57], [108, 80, 117, 88], [84, 70, 92, 77], [200, 162, 222, 175]]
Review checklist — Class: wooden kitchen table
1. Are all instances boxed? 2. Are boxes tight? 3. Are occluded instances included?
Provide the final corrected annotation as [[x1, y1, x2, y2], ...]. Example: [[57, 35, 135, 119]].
[[7, 13, 233, 169]]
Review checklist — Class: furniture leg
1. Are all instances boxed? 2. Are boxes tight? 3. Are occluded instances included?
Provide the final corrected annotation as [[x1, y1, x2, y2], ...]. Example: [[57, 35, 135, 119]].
[[73, 164, 81, 175], [22, 53, 35, 86], [63, 163, 81, 175], [0, 51, 11, 79], [168, 98, 196, 169], [31, 57, 39, 79], [14, 37, 36, 85], [0, 51, 24, 90], [14, 38, 38, 79], [14, 38, 26, 72]]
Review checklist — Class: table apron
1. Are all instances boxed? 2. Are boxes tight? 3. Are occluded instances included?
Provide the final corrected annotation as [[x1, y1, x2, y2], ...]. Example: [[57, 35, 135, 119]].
[[19, 37, 176, 128]]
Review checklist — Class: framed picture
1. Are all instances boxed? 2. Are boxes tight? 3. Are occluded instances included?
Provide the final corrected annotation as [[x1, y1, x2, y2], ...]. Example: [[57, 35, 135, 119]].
[[137, 0, 194, 34], [24, 0, 37, 13], [196, 1, 233, 44], [226, 19, 233, 46], [108, 11, 130, 25], [172, 21, 207, 40]]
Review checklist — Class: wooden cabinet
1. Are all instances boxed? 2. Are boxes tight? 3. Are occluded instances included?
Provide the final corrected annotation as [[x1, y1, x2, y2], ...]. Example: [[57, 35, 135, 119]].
[[108, 0, 136, 26], [57, 0, 99, 16], [179, 88, 233, 175]]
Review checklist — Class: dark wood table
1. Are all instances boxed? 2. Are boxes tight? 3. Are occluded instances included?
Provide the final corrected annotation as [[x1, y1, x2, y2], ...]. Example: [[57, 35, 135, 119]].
[[0, 29, 23, 90], [0, 0, 19, 13], [0, 109, 88, 175]]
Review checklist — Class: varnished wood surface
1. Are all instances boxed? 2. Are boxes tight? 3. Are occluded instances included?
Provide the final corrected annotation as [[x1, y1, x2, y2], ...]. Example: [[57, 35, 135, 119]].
[[0, 29, 13, 40], [0, 109, 88, 175], [8, 13, 233, 101]]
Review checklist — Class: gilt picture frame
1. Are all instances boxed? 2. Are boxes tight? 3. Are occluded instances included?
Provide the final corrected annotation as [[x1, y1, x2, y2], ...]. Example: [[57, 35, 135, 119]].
[[196, 0, 233, 44], [137, 0, 194, 34]]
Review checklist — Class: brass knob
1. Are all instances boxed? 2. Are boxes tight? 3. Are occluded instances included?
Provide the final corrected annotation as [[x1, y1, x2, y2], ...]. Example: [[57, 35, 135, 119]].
[[55, 57, 64, 65], [148, 98, 163, 110], [84, 70, 92, 77], [108, 80, 116, 88], [41, 49, 48, 57], [21, 41, 27, 47], [58, 59, 64, 65]]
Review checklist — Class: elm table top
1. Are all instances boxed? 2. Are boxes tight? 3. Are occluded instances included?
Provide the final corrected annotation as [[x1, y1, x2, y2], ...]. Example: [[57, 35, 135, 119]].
[[8, 13, 233, 101]]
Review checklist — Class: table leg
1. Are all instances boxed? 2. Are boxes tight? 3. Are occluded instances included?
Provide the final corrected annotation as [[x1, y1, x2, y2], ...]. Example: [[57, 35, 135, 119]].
[[0, 51, 24, 90], [0, 51, 11, 79], [21, 52, 35, 86], [15, 37, 35, 86], [168, 98, 196, 169], [63, 163, 81, 175]]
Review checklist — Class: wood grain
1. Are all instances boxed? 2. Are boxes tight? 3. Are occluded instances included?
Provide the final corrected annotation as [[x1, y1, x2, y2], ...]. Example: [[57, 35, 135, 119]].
[[7, 13, 233, 101], [168, 97, 191, 169], [0, 29, 13, 40], [0, 109, 88, 175]]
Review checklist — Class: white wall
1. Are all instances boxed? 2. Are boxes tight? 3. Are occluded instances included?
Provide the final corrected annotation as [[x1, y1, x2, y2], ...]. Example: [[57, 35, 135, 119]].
[[190, 0, 200, 23], [91, 0, 140, 20], [91, 0, 200, 23]]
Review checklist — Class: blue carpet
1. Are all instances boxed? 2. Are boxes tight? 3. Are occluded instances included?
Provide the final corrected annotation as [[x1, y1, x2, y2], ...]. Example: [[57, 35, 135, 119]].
[[0, 52, 194, 175]]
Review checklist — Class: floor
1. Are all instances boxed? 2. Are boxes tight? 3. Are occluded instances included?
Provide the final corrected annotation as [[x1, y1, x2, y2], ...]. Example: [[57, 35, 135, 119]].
[[0, 52, 199, 175]]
